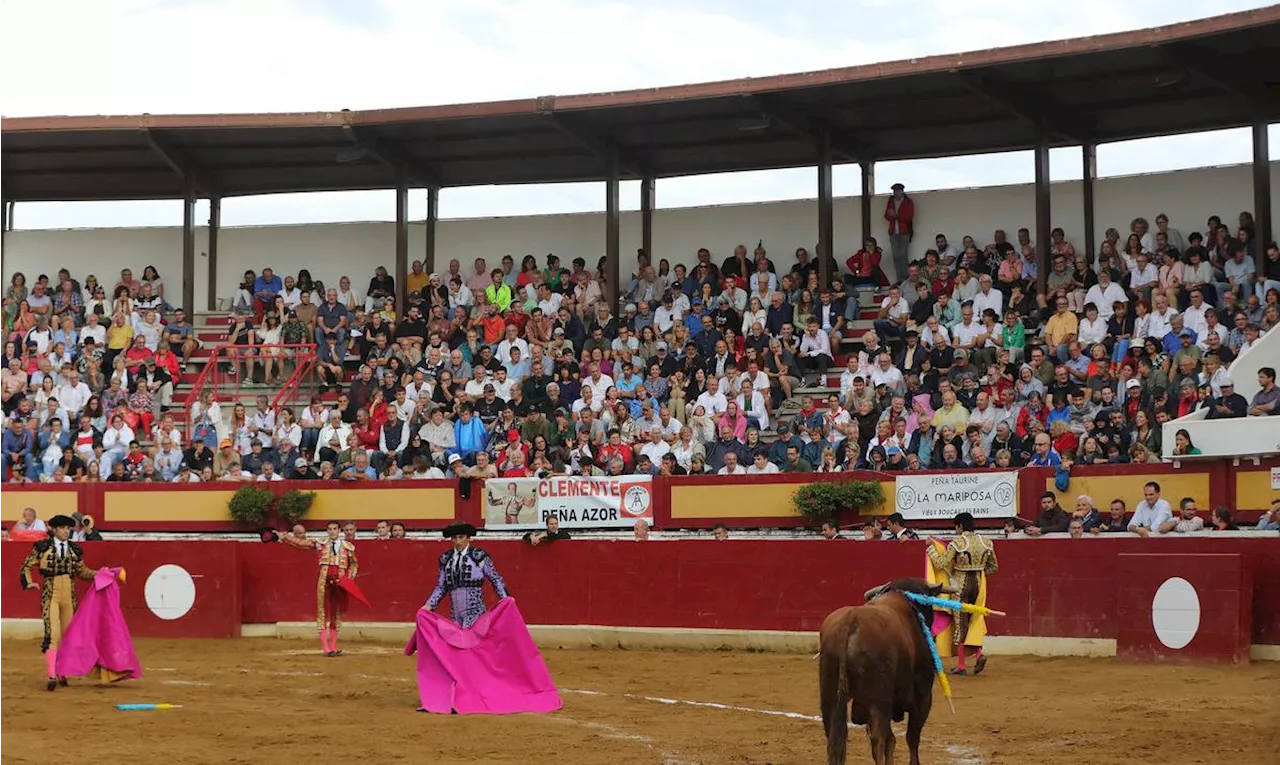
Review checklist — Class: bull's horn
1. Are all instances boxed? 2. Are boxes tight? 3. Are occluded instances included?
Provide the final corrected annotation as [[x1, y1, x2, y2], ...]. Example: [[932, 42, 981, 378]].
[[937, 584, 961, 595], [863, 586, 885, 601]]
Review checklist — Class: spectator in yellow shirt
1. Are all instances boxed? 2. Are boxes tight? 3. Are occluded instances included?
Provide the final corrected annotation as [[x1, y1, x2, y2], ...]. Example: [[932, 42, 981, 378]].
[[104, 312, 134, 372], [931, 389, 970, 431], [1043, 296, 1079, 362]]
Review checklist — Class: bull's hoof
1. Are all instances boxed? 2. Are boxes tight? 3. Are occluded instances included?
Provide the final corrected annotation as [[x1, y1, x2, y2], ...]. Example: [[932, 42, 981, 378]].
[[948, 667, 967, 676], [974, 655, 988, 676]]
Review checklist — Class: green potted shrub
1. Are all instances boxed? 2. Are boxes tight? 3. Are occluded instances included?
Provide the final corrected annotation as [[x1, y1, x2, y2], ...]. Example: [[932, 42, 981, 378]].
[[275, 489, 316, 526], [228, 484, 276, 526], [793, 480, 884, 522]]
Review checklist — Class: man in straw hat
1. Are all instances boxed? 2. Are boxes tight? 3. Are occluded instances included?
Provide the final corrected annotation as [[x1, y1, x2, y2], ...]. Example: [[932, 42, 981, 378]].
[[424, 521, 508, 628], [19, 514, 122, 690]]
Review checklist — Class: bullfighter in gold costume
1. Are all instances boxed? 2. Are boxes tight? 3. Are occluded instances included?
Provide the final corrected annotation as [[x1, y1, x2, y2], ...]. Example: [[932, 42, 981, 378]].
[[927, 511, 998, 676], [19, 514, 119, 690]]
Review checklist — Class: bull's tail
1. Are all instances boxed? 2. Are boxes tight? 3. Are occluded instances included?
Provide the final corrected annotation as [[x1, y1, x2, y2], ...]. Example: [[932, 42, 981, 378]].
[[820, 620, 857, 765]]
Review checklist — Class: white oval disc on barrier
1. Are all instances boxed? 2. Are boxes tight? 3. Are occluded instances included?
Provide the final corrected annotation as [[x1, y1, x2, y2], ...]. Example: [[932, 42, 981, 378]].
[[1151, 577, 1200, 649], [145, 564, 197, 620]]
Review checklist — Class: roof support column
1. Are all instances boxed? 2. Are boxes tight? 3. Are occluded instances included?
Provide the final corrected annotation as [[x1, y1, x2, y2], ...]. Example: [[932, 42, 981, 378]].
[[640, 176, 655, 267], [1033, 138, 1051, 296], [816, 130, 835, 291], [859, 161, 875, 253], [1252, 116, 1272, 270], [207, 197, 221, 312], [1081, 143, 1097, 263], [1, 200, 10, 255], [394, 168, 410, 316], [424, 185, 440, 275], [604, 154, 621, 310], [182, 183, 196, 316]]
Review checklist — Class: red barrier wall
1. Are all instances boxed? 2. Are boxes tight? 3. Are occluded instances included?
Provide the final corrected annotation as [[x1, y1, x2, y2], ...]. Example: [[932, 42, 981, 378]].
[[4, 538, 1277, 646], [5, 456, 1277, 533], [2, 541, 241, 639]]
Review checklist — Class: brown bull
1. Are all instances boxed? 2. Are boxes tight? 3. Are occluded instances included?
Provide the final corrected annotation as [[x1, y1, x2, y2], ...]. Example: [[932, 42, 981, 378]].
[[818, 578, 955, 765]]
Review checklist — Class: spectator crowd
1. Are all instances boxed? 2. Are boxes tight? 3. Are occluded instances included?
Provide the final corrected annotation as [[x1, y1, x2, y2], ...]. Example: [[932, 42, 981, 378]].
[[3, 193, 1279, 498]]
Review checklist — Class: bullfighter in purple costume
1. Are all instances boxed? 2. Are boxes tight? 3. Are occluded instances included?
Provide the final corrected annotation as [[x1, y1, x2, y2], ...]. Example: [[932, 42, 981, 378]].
[[424, 522, 508, 628]]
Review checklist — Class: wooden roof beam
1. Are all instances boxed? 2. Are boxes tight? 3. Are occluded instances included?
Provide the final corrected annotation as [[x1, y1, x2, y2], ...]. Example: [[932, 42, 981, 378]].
[[953, 72, 1093, 144], [537, 97, 648, 177], [348, 127, 443, 188], [143, 129, 220, 197], [751, 95, 872, 162]]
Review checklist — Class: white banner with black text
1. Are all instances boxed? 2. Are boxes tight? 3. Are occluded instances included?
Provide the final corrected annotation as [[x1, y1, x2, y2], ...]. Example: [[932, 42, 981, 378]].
[[482, 475, 654, 530], [893, 471, 1018, 520]]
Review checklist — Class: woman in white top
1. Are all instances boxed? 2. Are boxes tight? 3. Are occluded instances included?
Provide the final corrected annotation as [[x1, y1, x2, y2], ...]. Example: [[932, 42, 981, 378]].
[[134, 310, 164, 352], [189, 390, 224, 446], [686, 406, 716, 446], [256, 314, 284, 382], [335, 276, 359, 311], [229, 403, 254, 454], [32, 376, 58, 411], [740, 296, 768, 335], [111, 286, 136, 324], [274, 408, 303, 452], [669, 426, 703, 471], [1131, 298, 1153, 343], [141, 266, 167, 309], [1078, 303, 1109, 346], [108, 355, 130, 389], [736, 378, 769, 431]]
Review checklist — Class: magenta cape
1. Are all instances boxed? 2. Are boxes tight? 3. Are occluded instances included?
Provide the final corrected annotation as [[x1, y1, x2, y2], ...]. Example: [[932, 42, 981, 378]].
[[404, 597, 562, 715], [55, 567, 142, 682]]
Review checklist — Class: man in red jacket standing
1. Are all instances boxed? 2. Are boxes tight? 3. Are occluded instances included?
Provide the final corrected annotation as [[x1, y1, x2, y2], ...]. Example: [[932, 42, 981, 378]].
[[884, 182, 915, 283]]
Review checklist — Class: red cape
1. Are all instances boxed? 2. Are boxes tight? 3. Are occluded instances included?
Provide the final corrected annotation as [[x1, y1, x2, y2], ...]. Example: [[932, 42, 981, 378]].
[[335, 577, 371, 607]]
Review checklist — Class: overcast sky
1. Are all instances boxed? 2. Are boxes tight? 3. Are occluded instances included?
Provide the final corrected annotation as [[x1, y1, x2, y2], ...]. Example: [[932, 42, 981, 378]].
[[2, 0, 1276, 230]]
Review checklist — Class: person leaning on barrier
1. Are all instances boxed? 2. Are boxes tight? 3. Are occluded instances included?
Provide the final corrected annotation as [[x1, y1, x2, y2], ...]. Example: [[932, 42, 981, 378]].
[[524, 515, 570, 547], [1129, 482, 1173, 537], [1025, 492, 1071, 536], [1249, 366, 1279, 416], [1091, 499, 1131, 534], [1257, 500, 1280, 531]]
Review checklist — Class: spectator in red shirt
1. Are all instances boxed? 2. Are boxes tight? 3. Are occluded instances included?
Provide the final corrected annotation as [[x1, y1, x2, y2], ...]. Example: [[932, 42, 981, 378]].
[[846, 238, 886, 288], [122, 335, 153, 373], [596, 428, 633, 472], [884, 183, 915, 281]]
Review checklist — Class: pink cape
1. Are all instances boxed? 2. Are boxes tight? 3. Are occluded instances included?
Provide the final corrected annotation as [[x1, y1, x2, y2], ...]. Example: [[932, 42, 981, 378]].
[[404, 597, 562, 715], [55, 567, 142, 682]]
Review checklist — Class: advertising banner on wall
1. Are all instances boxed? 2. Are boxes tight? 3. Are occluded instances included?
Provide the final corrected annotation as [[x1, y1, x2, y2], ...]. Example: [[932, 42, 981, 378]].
[[893, 471, 1018, 520], [483, 476, 654, 531]]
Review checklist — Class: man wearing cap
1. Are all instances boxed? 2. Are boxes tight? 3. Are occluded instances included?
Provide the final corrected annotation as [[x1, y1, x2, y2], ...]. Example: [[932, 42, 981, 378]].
[[424, 521, 509, 628], [1206, 376, 1248, 419], [20, 514, 122, 690], [884, 182, 915, 281]]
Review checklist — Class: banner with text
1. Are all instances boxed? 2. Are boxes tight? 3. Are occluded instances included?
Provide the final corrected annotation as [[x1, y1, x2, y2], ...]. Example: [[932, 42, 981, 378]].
[[893, 471, 1018, 520], [483, 476, 654, 531]]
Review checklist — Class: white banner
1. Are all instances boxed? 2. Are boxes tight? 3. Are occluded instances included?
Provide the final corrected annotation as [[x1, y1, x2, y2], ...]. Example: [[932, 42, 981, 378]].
[[483, 476, 654, 531], [893, 471, 1018, 520]]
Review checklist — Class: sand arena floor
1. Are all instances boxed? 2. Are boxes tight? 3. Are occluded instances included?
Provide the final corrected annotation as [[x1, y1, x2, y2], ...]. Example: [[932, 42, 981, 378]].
[[2, 638, 1277, 764]]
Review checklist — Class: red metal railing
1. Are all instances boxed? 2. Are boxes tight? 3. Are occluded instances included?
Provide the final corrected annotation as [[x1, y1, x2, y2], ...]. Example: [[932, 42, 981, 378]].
[[184, 343, 317, 441]]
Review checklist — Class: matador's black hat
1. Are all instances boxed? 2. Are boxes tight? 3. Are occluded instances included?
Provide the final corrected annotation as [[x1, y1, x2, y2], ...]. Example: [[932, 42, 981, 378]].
[[442, 522, 478, 539], [47, 515, 76, 530]]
